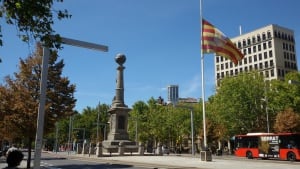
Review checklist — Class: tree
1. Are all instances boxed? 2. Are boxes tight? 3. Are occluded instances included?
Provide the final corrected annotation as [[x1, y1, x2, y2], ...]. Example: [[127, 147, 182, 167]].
[[274, 108, 300, 133], [0, 43, 76, 168], [268, 71, 300, 113], [210, 71, 266, 137], [0, 0, 71, 48]]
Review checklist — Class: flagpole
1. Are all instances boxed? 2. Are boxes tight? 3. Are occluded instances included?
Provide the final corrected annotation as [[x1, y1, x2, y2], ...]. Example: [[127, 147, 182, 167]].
[[199, 0, 207, 150]]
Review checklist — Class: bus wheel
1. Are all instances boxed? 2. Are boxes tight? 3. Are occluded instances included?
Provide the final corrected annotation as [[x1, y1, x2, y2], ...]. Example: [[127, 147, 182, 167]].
[[287, 152, 296, 161], [246, 151, 253, 159]]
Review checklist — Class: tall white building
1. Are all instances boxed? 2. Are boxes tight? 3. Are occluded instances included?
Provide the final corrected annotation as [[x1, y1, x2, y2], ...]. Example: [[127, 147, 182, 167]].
[[167, 85, 179, 105], [215, 24, 297, 86]]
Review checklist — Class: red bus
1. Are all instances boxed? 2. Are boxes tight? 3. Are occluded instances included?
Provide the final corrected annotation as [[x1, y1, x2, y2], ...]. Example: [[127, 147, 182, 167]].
[[234, 133, 300, 161]]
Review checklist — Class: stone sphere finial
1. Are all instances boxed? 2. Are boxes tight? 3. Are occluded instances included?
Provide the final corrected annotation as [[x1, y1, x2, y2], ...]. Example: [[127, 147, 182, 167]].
[[115, 53, 126, 65]]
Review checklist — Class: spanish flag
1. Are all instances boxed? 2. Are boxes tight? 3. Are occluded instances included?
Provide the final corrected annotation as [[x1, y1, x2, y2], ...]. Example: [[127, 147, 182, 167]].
[[202, 19, 244, 65]]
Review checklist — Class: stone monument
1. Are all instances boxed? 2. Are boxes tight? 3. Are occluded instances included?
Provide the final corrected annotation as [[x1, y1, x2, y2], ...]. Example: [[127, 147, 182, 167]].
[[102, 54, 138, 154]]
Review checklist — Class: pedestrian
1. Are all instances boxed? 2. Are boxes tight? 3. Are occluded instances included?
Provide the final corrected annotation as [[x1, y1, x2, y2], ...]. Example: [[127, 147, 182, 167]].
[[4, 150, 24, 169], [5, 144, 17, 157]]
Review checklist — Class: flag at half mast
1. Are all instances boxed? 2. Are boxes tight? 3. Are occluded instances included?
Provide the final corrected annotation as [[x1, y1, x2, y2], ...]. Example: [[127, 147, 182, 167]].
[[202, 19, 244, 65]]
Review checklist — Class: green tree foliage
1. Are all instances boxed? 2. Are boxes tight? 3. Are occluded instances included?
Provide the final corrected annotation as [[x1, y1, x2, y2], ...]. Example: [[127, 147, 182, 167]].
[[0, 43, 76, 167], [268, 71, 300, 113], [0, 0, 71, 48], [210, 71, 266, 137], [128, 97, 202, 152], [69, 103, 110, 143], [273, 108, 300, 132]]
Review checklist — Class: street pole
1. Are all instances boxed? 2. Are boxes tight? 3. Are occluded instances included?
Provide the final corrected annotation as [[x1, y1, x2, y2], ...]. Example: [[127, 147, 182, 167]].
[[97, 102, 100, 141], [33, 37, 108, 169], [190, 109, 194, 156], [34, 47, 50, 169], [67, 116, 72, 154], [55, 122, 58, 153]]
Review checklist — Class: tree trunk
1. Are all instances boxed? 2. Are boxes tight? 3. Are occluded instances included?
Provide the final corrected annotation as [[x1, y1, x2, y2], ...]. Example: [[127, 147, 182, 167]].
[[27, 137, 33, 169]]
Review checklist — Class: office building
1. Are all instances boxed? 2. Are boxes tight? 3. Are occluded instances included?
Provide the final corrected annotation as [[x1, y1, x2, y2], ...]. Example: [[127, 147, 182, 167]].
[[215, 24, 297, 86], [167, 85, 179, 105]]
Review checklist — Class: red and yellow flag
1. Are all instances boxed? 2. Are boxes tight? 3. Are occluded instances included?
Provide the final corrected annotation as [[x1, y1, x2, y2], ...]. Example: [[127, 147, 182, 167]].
[[202, 19, 244, 65]]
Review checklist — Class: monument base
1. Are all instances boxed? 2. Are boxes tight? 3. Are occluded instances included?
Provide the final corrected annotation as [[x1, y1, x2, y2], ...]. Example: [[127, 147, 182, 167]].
[[102, 140, 138, 154]]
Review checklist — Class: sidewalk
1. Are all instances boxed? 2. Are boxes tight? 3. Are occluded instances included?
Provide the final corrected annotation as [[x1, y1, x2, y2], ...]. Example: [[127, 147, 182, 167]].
[[1, 152, 299, 169], [49, 151, 300, 169]]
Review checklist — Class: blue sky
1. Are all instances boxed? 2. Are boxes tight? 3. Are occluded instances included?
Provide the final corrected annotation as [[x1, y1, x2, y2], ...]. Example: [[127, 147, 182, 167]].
[[1, 0, 300, 112]]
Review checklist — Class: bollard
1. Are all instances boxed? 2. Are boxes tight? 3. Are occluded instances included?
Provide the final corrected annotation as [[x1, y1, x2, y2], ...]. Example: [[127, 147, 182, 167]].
[[96, 142, 103, 157], [138, 142, 144, 155], [118, 141, 124, 155]]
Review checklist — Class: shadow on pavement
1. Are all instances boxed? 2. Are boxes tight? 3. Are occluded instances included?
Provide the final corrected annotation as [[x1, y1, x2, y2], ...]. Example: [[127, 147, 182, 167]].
[[49, 163, 134, 169]]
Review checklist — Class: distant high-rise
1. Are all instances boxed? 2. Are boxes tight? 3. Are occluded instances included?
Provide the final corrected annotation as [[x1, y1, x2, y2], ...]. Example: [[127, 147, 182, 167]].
[[215, 24, 297, 86], [167, 85, 179, 105]]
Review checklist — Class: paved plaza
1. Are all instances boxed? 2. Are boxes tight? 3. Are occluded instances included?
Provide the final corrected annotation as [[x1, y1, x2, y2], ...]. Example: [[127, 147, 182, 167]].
[[1, 151, 299, 169]]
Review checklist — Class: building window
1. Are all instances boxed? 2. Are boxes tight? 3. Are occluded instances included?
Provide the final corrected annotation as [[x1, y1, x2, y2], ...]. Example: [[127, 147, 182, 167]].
[[265, 70, 269, 78], [271, 69, 274, 77], [262, 33, 266, 40], [267, 31, 272, 39], [225, 62, 228, 69], [221, 64, 224, 70], [243, 49, 247, 55], [283, 43, 286, 50], [259, 63, 263, 69], [265, 61, 268, 68], [252, 36, 256, 43], [257, 34, 261, 42], [258, 44, 261, 51], [243, 40, 246, 47], [238, 41, 242, 48], [269, 50, 273, 57], [253, 46, 257, 52], [264, 52, 268, 59], [254, 64, 258, 69], [247, 38, 251, 46], [270, 60, 274, 67], [263, 43, 267, 50], [254, 55, 257, 62], [244, 58, 247, 64], [249, 65, 253, 71], [249, 56, 252, 63], [216, 56, 219, 63], [259, 53, 262, 60], [268, 41, 272, 48], [230, 62, 233, 68], [248, 47, 251, 54]]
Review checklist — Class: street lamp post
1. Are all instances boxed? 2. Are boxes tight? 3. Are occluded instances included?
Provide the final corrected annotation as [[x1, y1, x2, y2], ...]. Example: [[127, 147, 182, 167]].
[[55, 122, 58, 153], [175, 105, 195, 156], [34, 37, 108, 169]]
